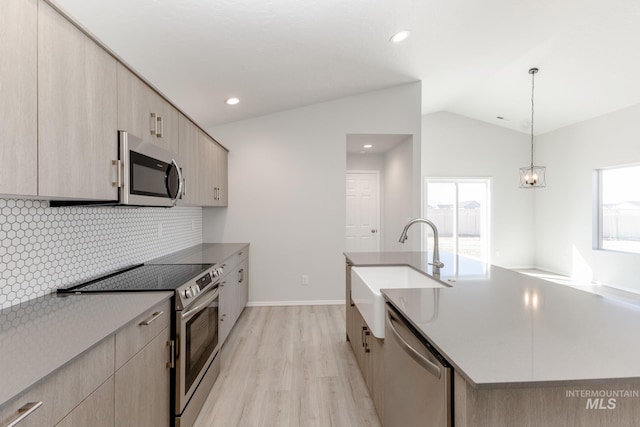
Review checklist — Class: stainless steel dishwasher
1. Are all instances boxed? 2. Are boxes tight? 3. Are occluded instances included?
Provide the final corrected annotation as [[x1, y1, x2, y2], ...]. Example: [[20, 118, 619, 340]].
[[384, 303, 452, 427]]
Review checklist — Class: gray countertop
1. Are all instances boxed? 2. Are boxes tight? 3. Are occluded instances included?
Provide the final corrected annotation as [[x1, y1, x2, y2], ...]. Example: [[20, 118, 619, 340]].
[[0, 291, 172, 406], [0, 243, 248, 407], [345, 251, 640, 389], [147, 243, 248, 265]]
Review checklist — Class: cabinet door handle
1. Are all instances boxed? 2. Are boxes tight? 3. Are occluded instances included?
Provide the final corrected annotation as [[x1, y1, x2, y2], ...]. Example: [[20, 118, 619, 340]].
[[4, 401, 43, 427], [150, 112, 157, 135], [139, 311, 164, 326], [182, 177, 187, 198], [157, 115, 163, 138], [364, 330, 371, 353], [238, 268, 244, 283]]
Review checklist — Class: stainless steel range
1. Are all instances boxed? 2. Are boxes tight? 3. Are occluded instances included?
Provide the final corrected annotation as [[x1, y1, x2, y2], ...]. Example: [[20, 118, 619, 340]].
[[58, 262, 224, 427]]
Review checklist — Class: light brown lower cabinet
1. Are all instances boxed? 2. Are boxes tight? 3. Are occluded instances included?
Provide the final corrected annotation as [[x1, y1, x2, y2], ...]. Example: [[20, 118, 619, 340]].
[[345, 272, 385, 421], [0, 300, 171, 427], [219, 249, 250, 346], [115, 327, 171, 427], [454, 371, 640, 427]]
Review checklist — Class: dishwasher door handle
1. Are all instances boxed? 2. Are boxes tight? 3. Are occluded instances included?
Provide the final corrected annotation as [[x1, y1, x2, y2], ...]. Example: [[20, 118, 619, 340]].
[[387, 309, 441, 379]]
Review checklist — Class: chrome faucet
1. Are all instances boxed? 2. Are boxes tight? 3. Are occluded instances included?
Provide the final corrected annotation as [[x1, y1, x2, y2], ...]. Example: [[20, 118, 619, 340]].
[[398, 218, 445, 276]]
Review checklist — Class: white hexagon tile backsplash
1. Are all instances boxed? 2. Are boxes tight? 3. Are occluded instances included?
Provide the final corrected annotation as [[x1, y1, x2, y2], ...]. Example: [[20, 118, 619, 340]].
[[0, 198, 202, 310]]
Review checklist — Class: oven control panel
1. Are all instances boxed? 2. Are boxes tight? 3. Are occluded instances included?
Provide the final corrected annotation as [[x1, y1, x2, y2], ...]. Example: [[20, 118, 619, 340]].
[[183, 267, 224, 300]]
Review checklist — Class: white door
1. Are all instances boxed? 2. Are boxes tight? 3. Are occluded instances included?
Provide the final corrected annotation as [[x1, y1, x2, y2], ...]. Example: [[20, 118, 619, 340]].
[[346, 171, 380, 251]]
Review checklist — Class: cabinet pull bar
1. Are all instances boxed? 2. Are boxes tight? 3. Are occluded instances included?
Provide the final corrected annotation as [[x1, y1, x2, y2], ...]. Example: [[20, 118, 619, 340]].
[[157, 116, 163, 138], [238, 268, 244, 283], [149, 113, 157, 135], [5, 401, 43, 427], [139, 311, 164, 326]]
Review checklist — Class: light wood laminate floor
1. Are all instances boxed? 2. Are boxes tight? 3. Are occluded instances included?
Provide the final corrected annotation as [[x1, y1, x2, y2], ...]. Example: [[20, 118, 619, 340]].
[[194, 305, 382, 427]]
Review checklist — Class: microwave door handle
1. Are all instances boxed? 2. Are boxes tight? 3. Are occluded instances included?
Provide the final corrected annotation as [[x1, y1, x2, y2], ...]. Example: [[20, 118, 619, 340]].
[[171, 159, 183, 205]]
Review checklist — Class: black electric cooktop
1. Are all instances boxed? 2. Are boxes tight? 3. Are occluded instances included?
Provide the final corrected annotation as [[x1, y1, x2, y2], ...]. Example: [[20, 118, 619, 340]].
[[57, 264, 213, 293]]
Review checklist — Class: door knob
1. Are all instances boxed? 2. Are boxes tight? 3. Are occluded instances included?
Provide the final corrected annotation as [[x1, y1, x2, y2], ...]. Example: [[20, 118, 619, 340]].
[[371, 229, 378, 234]]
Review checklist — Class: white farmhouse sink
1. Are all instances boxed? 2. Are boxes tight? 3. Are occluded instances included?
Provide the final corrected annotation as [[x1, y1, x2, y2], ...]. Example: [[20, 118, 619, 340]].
[[351, 266, 447, 338]]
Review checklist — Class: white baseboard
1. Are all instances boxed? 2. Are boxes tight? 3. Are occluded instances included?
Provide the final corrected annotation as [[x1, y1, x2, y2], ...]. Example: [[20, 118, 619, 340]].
[[246, 300, 345, 307]]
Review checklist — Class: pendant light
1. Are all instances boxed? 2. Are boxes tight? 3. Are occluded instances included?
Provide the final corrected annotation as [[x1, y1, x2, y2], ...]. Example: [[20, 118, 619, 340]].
[[519, 67, 546, 188]]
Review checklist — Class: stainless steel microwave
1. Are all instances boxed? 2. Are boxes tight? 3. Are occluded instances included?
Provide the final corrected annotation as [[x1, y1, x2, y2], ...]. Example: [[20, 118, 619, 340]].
[[115, 130, 183, 207]]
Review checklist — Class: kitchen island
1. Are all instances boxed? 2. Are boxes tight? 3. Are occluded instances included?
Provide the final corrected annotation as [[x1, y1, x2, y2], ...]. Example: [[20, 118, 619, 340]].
[[345, 251, 640, 426]]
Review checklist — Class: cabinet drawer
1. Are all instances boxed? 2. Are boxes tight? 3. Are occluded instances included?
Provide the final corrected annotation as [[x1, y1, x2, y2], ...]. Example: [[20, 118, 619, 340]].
[[0, 336, 114, 427], [115, 299, 171, 369], [219, 248, 249, 274]]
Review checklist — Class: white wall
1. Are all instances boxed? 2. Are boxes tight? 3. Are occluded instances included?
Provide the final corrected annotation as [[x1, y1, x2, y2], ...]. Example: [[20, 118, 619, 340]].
[[383, 137, 413, 251], [535, 103, 640, 292], [346, 153, 384, 171], [422, 112, 534, 267], [204, 82, 422, 304]]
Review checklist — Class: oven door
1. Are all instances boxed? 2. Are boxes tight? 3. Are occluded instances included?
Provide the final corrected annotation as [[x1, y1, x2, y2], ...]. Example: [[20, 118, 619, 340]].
[[175, 285, 220, 414], [118, 130, 183, 206]]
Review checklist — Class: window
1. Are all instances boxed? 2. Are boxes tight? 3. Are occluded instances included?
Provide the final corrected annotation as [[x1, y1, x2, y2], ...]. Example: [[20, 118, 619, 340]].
[[596, 165, 640, 254], [424, 178, 491, 263]]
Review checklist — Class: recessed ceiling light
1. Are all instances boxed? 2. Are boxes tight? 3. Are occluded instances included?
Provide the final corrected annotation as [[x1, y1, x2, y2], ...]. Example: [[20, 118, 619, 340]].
[[390, 30, 410, 43], [225, 97, 240, 105], [363, 144, 373, 148]]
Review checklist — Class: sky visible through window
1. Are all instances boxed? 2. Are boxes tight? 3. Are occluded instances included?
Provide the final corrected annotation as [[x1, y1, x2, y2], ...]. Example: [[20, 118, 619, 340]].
[[602, 165, 640, 205]]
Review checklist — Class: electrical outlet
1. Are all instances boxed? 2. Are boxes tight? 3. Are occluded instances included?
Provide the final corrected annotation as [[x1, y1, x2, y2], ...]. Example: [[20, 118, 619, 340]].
[[301, 274, 309, 286]]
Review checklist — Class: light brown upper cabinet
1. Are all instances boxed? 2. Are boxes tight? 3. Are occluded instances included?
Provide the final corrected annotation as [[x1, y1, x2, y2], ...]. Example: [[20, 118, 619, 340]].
[[198, 130, 218, 206], [117, 63, 179, 156], [200, 134, 229, 207], [0, 0, 37, 197], [178, 113, 201, 205], [37, 0, 118, 200], [178, 114, 229, 207], [212, 143, 229, 206]]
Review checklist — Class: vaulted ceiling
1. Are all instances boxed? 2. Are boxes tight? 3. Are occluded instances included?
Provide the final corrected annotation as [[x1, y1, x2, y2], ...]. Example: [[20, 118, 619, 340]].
[[54, 0, 640, 135]]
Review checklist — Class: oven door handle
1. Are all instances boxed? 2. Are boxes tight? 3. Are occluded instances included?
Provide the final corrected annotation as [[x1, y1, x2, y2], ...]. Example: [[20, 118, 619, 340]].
[[181, 286, 219, 320]]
